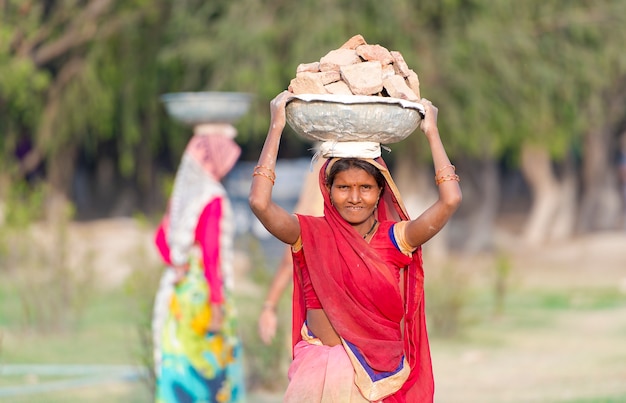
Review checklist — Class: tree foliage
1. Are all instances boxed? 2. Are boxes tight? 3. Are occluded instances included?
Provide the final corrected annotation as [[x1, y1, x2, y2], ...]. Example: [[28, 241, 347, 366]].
[[0, 0, 625, 222], [416, 0, 626, 162]]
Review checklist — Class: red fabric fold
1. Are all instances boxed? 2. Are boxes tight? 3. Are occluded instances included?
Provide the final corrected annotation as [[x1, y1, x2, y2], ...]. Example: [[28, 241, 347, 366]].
[[298, 215, 404, 370], [154, 198, 226, 304]]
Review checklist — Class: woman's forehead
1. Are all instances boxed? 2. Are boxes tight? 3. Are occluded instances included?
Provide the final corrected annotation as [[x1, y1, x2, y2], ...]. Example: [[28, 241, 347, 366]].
[[332, 167, 377, 183]]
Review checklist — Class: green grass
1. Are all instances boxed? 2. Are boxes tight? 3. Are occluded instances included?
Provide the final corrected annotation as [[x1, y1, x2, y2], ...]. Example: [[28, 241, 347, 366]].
[[0, 243, 291, 402], [559, 395, 626, 403], [0, 264, 157, 402], [3, 382, 151, 403]]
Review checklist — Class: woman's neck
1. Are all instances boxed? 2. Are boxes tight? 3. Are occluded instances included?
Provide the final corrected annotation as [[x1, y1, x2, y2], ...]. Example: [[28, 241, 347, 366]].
[[361, 217, 378, 239]]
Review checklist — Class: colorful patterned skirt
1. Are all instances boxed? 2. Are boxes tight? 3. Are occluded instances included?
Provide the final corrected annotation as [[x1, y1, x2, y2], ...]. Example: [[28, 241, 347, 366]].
[[153, 253, 245, 403]]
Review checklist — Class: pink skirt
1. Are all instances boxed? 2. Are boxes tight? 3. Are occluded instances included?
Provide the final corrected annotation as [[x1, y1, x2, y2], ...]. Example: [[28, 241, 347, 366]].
[[284, 339, 375, 403]]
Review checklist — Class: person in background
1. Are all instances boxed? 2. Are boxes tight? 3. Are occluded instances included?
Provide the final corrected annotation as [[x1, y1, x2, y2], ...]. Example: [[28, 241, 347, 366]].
[[152, 124, 245, 403], [249, 91, 462, 402]]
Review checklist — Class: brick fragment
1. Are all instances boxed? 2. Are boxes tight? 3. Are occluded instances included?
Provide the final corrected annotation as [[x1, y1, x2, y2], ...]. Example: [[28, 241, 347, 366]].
[[340, 61, 383, 95], [340, 34, 367, 50], [391, 50, 411, 77], [356, 44, 394, 65], [288, 72, 328, 95], [405, 69, 421, 99], [382, 64, 396, 80], [295, 70, 340, 85], [324, 81, 353, 95], [383, 75, 420, 101], [319, 48, 362, 72], [317, 70, 341, 85], [296, 62, 320, 74]]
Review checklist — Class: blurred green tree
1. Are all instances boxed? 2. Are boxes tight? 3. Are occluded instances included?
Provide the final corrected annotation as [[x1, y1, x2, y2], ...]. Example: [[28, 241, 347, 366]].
[[399, 0, 626, 247], [0, 0, 624, 244], [0, 0, 177, 218]]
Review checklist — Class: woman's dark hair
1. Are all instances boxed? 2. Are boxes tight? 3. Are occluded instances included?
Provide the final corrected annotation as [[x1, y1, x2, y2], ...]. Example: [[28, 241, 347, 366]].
[[326, 158, 385, 190]]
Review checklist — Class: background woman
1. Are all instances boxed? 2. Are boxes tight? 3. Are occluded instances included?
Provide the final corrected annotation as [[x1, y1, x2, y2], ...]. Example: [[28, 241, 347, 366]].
[[153, 124, 246, 403]]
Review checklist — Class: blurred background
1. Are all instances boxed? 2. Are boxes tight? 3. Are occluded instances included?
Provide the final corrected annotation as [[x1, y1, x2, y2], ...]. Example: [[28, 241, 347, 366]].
[[1, 1, 626, 402]]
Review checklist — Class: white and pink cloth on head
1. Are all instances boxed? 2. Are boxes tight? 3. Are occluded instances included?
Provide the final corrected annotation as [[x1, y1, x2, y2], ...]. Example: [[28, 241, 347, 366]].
[[186, 123, 241, 181]]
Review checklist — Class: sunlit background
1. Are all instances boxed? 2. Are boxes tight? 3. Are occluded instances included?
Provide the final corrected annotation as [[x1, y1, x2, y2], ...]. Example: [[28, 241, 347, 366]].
[[1, 1, 626, 402]]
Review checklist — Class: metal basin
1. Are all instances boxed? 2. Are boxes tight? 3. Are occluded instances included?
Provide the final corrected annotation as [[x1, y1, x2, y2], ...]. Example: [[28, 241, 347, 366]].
[[286, 94, 424, 144], [160, 92, 253, 126]]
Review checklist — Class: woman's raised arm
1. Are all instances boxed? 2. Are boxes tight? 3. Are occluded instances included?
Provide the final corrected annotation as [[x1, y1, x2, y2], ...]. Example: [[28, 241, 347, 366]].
[[249, 91, 301, 245], [404, 99, 462, 248]]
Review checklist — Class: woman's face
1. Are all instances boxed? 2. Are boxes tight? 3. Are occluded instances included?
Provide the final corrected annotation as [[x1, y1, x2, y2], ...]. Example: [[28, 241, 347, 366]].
[[328, 167, 381, 226]]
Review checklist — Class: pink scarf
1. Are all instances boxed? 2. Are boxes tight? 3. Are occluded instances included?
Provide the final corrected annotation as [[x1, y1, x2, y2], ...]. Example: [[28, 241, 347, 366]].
[[185, 131, 241, 181]]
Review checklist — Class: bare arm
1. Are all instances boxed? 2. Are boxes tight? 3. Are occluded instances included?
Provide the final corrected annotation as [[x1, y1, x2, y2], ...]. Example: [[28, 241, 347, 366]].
[[258, 249, 293, 344], [248, 91, 301, 245], [257, 156, 325, 344], [405, 99, 462, 247]]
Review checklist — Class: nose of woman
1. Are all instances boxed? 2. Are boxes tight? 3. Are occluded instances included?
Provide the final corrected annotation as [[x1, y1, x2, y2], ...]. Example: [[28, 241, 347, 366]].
[[348, 187, 361, 203]]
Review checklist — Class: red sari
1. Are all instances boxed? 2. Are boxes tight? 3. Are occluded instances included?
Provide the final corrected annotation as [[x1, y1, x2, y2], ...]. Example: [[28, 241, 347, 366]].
[[291, 157, 434, 402]]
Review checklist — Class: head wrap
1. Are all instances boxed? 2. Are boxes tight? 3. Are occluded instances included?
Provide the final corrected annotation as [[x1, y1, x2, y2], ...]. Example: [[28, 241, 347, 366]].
[[318, 141, 381, 159], [160, 125, 240, 268], [186, 124, 241, 181]]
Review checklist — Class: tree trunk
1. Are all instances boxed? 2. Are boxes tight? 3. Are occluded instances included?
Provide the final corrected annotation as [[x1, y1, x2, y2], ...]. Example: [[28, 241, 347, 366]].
[[519, 143, 577, 245], [461, 156, 500, 254], [549, 156, 577, 241], [578, 127, 622, 232], [45, 144, 78, 223]]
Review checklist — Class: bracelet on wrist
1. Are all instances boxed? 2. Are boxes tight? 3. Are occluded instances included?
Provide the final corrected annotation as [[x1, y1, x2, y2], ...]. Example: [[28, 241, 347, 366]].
[[252, 170, 275, 185], [435, 164, 455, 178], [435, 173, 460, 186]]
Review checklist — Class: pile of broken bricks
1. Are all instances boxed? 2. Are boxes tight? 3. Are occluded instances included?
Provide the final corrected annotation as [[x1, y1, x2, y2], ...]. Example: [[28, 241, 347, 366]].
[[288, 34, 421, 102]]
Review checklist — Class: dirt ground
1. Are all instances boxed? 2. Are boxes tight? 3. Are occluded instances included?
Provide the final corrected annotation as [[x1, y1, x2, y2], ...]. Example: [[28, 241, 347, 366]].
[[54, 218, 626, 402], [430, 229, 626, 402]]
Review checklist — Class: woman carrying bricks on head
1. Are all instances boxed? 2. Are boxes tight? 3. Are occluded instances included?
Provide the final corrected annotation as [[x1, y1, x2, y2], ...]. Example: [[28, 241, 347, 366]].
[[153, 125, 246, 403], [249, 90, 462, 402]]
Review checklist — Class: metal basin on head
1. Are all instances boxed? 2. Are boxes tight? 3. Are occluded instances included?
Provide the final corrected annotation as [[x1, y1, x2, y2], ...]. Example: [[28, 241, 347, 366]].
[[286, 94, 424, 144], [160, 92, 253, 126]]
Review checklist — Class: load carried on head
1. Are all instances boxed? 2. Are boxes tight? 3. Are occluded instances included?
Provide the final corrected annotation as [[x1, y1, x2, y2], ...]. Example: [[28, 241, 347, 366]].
[[285, 35, 425, 153], [288, 34, 421, 100]]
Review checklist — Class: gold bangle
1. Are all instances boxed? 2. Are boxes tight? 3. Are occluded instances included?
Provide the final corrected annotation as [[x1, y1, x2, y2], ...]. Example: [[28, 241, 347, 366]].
[[435, 174, 460, 186], [253, 171, 275, 185], [254, 165, 276, 180], [435, 164, 456, 178], [436, 173, 459, 182]]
